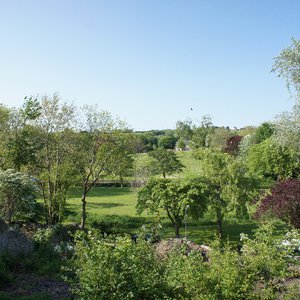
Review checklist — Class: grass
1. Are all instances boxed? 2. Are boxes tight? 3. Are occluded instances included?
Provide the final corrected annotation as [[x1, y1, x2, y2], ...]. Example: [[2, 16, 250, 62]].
[[176, 150, 202, 176], [63, 185, 275, 245], [61, 151, 284, 244], [160, 221, 258, 244], [66, 187, 138, 217]]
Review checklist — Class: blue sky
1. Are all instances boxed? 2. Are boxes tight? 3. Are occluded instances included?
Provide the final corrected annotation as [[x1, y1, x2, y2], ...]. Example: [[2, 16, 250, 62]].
[[0, 0, 299, 130]]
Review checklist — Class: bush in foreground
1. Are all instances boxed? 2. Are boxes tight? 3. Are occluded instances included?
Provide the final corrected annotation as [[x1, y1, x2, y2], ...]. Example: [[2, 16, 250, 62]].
[[70, 224, 299, 299], [71, 230, 169, 299]]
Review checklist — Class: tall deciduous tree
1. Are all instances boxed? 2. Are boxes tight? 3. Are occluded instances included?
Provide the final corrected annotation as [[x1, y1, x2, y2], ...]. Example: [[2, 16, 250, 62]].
[[109, 133, 134, 187], [176, 120, 193, 144], [30, 94, 77, 224], [148, 148, 184, 178], [194, 148, 259, 237], [191, 115, 214, 148], [75, 106, 127, 229], [157, 133, 177, 150], [136, 178, 208, 238], [205, 127, 232, 150], [274, 103, 300, 153], [272, 38, 300, 99], [6, 97, 42, 171]]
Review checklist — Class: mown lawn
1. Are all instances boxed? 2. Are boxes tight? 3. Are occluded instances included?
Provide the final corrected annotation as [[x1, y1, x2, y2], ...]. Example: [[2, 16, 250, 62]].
[[63, 186, 278, 245], [66, 187, 138, 217]]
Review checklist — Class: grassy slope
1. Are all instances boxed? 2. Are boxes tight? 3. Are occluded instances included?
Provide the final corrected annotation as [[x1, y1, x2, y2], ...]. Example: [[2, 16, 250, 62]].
[[176, 150, 202, 176], [65, 185, 259, 243], [64, 151, 279, 244], [66, 187, 138, 217]]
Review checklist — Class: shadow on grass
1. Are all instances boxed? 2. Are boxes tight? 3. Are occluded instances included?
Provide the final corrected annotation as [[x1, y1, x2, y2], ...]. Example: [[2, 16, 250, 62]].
[[68, 187, 135, 198], [88, 202, 125, 209], [87, 214, 153, 235], [64, 205, 79, 220], [160, 221, 288, 246], [160, 222, 259, 245]]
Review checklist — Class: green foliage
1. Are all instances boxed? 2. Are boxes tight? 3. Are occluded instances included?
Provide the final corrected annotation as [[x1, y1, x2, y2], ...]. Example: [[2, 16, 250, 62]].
[[132, 154, 158, 186], [4, 97, 42, 171], [274, 102, 300, 152], [71, 232, 169, 299], [136, 177, 208, 237], [176, 137, 186, 149], [176, 119, 193, 142], [89, 214, 148, 235], [0, 169, 37, 223], [148, 148, 184, 178], [205, 127, 232, 150], [158, 133, 177, 149], [140, 132, 158, 151], [254, 122, 275, 144], [74, 105, 129, 229], [28, 94, 78, 225], [71, 224, 299, 299], [272, 38, 300, 99], [194, 148, 260, 236], [164, 243, 207, 299], [166, 223, 296, 299], [190, 115, 214, 149], [238, 134, 256, 159], [109, 133, 135, 186], [247, 138, 299, 180]]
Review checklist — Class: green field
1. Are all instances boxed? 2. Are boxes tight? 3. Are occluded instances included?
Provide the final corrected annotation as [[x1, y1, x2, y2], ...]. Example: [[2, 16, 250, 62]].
[[176, 150, 202, 176], [67, 187, 138, 217], [64, 186, 270, 245], [62, 151, 284, 244]]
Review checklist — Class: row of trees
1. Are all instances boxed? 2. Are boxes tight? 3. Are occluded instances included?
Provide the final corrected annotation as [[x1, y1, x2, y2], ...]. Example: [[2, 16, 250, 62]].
[[0, 95, 190, 229], [0, 97, 299, 234], [0, 95, 137, 228]]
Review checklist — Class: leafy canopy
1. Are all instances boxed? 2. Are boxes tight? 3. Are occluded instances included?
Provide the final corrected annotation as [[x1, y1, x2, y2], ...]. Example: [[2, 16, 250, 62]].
[[148, 148, 184, 178], [272, 38, 300, 99], [136, 177, 208, 237]]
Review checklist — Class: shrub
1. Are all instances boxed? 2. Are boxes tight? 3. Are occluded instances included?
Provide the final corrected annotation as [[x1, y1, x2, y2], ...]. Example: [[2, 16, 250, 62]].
[[89, 215, 147, 235], [0, 169, 37, 224], [166, 223, 297, 299], [255, 179, 300, 228], [71, 230, 170, 299], [70, 224, 299, 299]]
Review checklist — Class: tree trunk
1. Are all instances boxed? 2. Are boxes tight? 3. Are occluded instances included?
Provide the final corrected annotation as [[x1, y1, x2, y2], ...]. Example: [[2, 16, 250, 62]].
[[80, 193, 87, 229], [216, 209, 223, 238], [174, 223, 180, 238]]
